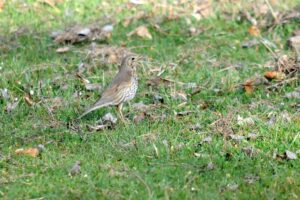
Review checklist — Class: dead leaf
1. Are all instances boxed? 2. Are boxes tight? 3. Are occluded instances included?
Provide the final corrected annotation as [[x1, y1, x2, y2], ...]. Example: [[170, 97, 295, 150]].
[[15, 148, 40, 157], [281, 6, 300, 24], [213, 113, 235, 136], [69, 161, 81, 176], [102, 24, 113, 33], [122, 11, 146, 27], [264, 71, 286, 80], [101, 113, 118, 126], [242, 76, 269, 94], [275, 55, 299, 77], [84, 83, 102, 91], [202, 136, 212, 143], [285, 87, 300, 99], [189, 123, 201, 131], [24, 94, 35, 106], [206, 162, 215, 170], [39, 0, 63, 13], [43, 97, 63, 112], [139, 133, 157, 143], [87, 124, 109, 131], [191, 0, 212, 20], [229, 134, 245, 142], [52, 23, 112, 44], [0, 0, 5, 12], [56, 46, 70, 53], [237, 115, 255, 126], [40, 0, 63, 8], [227, 183, 239, 191], [171, 91, 187, 102], [87, 44, 133, 65], [133, 112, 146, 124], [241, 38, 259, 48], [243, 79, 254, 94], [0, 88, 9, 100], [6, 100, 19, 113], [147, 77, 174, 87], [127, 25, 152, 40], [242, 146, 257, 157], [175, 110, 194, 117], [244, 174, 260, 184], [285, 150, 297, 160], [246, 133, 258, 140], [132, 102, 150, 111], [248, 25, 260, 37], [129, 0, 145, 5], [152, 93, 164, 104]]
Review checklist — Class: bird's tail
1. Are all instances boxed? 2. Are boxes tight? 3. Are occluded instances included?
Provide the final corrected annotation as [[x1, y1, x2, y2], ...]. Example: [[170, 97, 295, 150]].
[[77, 101, 111, 119]]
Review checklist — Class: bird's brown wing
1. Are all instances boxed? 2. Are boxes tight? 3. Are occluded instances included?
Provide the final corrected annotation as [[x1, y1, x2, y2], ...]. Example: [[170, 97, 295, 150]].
[[99, 81, 131, 105], [77, 72, 132, 119], [97, 70, 132, 104]]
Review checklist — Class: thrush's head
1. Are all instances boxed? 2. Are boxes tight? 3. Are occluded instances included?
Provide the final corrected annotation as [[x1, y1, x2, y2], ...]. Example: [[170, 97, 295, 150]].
[[121, 54, 139, 72]]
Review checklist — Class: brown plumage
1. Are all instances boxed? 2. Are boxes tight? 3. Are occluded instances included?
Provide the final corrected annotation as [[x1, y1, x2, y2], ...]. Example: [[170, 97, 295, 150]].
[[78, 54, 139, 122]]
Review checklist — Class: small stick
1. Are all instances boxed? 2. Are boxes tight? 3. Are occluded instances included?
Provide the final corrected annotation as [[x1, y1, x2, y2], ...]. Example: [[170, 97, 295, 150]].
[[264, 0, 279, 24]]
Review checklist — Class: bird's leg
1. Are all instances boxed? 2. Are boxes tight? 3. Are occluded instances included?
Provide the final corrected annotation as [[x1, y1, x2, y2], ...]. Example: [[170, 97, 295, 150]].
[[117, 103, 126, 123]]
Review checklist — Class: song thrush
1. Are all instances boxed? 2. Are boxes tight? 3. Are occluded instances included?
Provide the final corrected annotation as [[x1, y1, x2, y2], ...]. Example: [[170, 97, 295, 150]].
[[78, 54, 139, 122]]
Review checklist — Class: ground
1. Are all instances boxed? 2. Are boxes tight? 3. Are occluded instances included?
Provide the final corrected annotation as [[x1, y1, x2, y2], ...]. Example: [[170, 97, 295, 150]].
[[0, 0, 300, 199]]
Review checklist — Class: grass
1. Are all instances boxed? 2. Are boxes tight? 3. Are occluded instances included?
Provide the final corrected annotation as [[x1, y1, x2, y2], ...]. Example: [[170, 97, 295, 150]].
[[0, 0, 300, 199]]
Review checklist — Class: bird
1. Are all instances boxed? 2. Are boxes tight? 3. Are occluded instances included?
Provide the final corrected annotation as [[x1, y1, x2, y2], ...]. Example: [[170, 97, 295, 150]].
[[78, 54, 139, 123]]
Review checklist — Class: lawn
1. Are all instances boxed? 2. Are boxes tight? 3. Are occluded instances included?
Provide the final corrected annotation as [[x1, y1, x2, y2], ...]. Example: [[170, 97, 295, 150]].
[[0, 0, 300, 199]]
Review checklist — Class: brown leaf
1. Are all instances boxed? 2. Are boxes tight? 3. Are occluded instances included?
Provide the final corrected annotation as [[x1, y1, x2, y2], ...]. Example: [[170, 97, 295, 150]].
[[147, 77, 173, 87], [87, 44, 133, 65], [264, 71, 286, 80], [243, 79, 254, 94], [24, 94, 35, 106], [191, 0, 212, 20], [41, 0, 63, 8], [132, 102, 150, 111], [133, 112, 146, 124], [84, 83, 102, 91], [170, 91, 187, 102], [248, 25, 260, 37], [15, 148, 40, 157], [56, 46, 70, 53], [52, 23, 112, 44], [242, 146, 257, 157], [275, 55, 298, 76], [127, 25, 152, 40], [0, 0, 5, 12]]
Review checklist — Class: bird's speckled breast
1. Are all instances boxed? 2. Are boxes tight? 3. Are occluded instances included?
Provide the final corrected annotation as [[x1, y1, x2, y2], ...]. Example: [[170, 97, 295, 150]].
[[123, 76, 138, 102]]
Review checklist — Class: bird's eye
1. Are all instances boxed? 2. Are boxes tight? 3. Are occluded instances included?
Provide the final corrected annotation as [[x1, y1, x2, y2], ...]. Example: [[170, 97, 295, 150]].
[[131, 57, 135, 61]]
